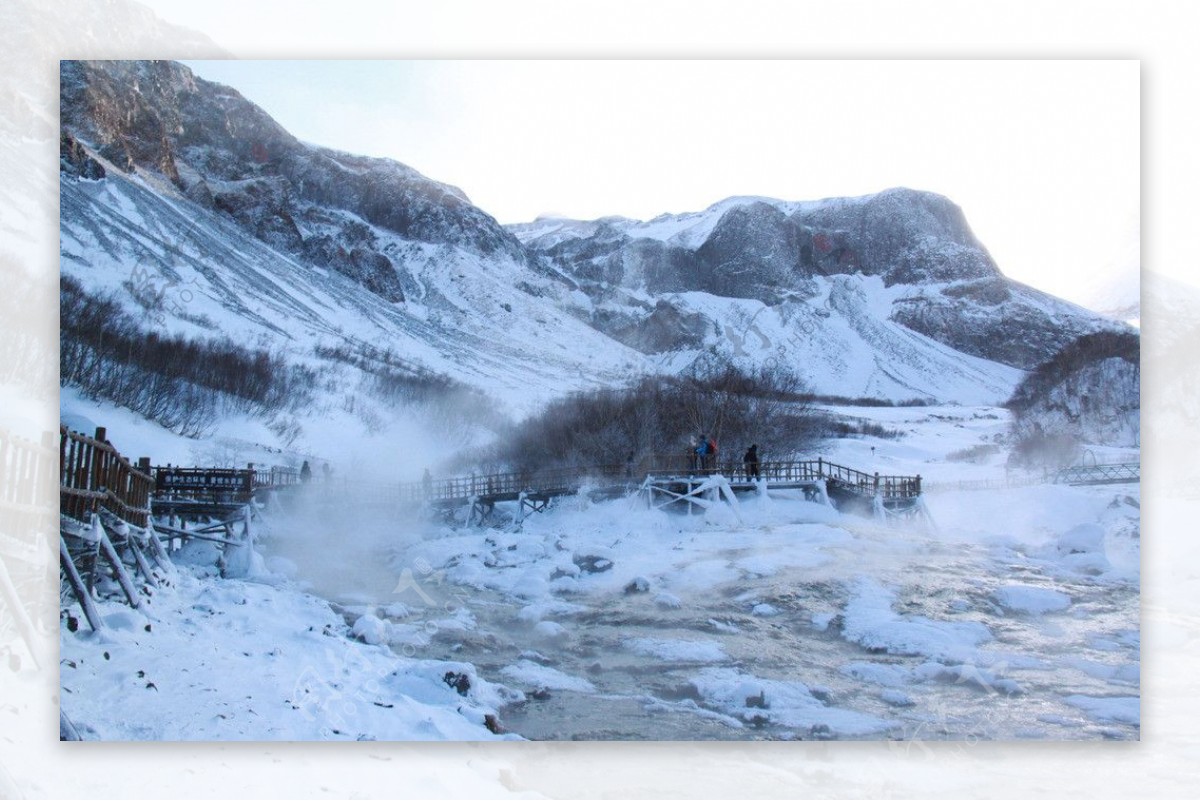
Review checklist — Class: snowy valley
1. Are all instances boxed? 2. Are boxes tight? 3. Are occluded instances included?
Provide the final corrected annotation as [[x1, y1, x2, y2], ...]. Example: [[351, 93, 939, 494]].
[[59, 404, 1140, 741], [56, 59, 1140, 742]]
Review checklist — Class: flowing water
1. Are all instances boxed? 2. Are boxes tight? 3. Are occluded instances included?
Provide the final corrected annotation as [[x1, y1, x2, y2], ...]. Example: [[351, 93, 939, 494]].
[[261, 490, 1141, 742]]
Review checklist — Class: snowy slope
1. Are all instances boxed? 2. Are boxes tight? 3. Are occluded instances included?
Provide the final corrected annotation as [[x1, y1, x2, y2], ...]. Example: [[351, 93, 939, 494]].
[[60, 158, 646, 417]]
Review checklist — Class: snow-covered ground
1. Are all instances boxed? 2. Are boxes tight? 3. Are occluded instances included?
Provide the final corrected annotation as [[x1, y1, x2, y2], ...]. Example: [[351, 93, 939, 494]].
[[60, 404, 1139, 741]]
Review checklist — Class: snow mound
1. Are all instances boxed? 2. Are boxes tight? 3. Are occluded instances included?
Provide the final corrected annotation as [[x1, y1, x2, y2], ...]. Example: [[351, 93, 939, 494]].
[[1064, 695, 1140, 725], [1059, 523, 1107, 555], [351, 614, 390, 645], [625, 638, 729, 663], [500, 660, 596, 693], [993, 585, 1072, 615], [840, 579, 992, 661], [689, 667, 895, 737]]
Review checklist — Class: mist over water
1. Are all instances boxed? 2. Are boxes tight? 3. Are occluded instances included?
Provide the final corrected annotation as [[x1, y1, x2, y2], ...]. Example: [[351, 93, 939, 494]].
[[258, 467, 1141, 742]]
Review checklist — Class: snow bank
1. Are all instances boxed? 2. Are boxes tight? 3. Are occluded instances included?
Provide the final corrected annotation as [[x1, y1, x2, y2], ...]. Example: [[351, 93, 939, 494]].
[[1063, 695, 1140, 726], [60, 567, 520, 741], [499, 660, 596, 693]]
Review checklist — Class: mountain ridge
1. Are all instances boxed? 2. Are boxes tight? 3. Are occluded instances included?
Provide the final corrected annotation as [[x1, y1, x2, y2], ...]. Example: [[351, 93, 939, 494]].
[[60, 59, 1135, 433]]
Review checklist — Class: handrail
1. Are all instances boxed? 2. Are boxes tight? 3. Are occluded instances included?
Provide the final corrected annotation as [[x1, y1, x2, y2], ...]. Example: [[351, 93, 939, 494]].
[[60, 426, 153, 528], [394, 455, 921, 504], [65, 429, 921, 515]]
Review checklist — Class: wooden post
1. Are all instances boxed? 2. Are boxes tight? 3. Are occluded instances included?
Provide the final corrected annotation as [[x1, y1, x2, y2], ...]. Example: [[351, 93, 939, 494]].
[[126, 536, 159, 589], [60, 535, 104, 632], [96, 520, 140, 608]]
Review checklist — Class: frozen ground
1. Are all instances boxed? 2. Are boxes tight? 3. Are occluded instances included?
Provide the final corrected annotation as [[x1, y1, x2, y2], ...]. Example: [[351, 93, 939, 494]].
[[60, 404, 1139, 740]]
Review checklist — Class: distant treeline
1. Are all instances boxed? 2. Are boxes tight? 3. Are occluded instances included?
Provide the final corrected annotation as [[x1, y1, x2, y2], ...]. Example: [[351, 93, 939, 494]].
[[1005, 330, 1140, 413], [61, 275, 318, 437], [1004, 329, 1140, 468], [801, 394, 935, 408], [61, 276, 504, 441]]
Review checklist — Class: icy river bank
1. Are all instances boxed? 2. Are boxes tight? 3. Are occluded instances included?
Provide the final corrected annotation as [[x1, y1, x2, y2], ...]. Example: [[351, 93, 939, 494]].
[[264, 474, 1140, 742]]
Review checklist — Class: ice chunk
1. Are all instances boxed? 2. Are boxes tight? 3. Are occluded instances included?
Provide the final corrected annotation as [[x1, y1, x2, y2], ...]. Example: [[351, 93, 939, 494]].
[[625, 638, 729, 663], [992, 585, 1071, 615], [500, 660, 596, 693], [1064, 694, 1140, 725], [351, 614, 390, 645]]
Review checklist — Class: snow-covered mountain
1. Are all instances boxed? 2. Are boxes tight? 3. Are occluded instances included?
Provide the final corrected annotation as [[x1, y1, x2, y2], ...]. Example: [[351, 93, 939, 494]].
[[60, 59, 1133, 442], [60, 60, 646, 418], [512, 190, 1127, 376]]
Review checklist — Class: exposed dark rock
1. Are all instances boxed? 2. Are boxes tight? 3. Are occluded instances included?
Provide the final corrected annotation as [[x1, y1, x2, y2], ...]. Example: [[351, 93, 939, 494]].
[[60, 59, 524, 305], [443, 671, 471, 696], [59, 131, 105, 180], [597, 299, 711, 354], [573, 555, 613, 574]]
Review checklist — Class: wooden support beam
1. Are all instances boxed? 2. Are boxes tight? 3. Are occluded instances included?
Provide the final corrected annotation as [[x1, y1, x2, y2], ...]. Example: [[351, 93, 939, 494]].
[[151, 521, 238, 546], [95, 519, 141, 608], [60, 535, 103, 632], [126, 535, 159, 590]]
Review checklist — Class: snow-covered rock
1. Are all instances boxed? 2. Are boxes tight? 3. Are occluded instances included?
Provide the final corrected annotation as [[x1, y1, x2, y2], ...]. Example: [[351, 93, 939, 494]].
[[992, 585, 1072, 615]]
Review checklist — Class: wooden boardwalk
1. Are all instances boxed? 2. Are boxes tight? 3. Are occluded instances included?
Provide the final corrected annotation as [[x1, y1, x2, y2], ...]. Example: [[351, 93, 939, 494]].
[[373, 456, 924, 525], [57, 423, 928, 629]]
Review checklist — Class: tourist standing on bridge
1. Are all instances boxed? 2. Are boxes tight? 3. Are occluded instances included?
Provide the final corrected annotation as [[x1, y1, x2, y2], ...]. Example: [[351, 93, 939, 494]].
[[423, 468, 433, 499], [321, 462, 332, 482], [696, 434, 712, 471], [300, 460, 312, 483], [743, 444, 760, 479]]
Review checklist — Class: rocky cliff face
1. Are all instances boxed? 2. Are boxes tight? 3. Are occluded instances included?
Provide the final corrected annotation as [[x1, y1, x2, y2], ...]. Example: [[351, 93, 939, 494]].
[[515, 190, 1120, 372], [60, 60, 527, 303]]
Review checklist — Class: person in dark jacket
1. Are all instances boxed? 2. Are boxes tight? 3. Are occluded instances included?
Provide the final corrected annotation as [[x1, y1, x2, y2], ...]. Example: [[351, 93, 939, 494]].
[[300, 460, 312, 483], [696, 434, 711, 471], [743, 444, 760, 479]]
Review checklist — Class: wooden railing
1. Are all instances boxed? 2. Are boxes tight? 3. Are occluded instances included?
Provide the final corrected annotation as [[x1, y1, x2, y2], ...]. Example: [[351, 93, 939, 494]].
[[255, 465, 300, 489], [392, 455, 921, 505], [60, 426, 153, 528]]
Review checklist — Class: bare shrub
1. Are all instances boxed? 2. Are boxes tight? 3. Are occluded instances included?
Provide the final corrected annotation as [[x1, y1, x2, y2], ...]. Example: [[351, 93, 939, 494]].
[[494, 364, 821, 471], [60, 276, 315, 436]]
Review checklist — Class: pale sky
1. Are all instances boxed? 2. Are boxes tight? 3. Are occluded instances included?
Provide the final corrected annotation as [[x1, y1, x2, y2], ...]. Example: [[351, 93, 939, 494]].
[[179, 58, 1140, 310]]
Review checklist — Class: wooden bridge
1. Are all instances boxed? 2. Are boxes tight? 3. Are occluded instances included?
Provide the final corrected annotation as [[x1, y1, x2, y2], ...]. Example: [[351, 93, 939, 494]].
[[374, 455, 924, 526], [56, 424, 926, 632]]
